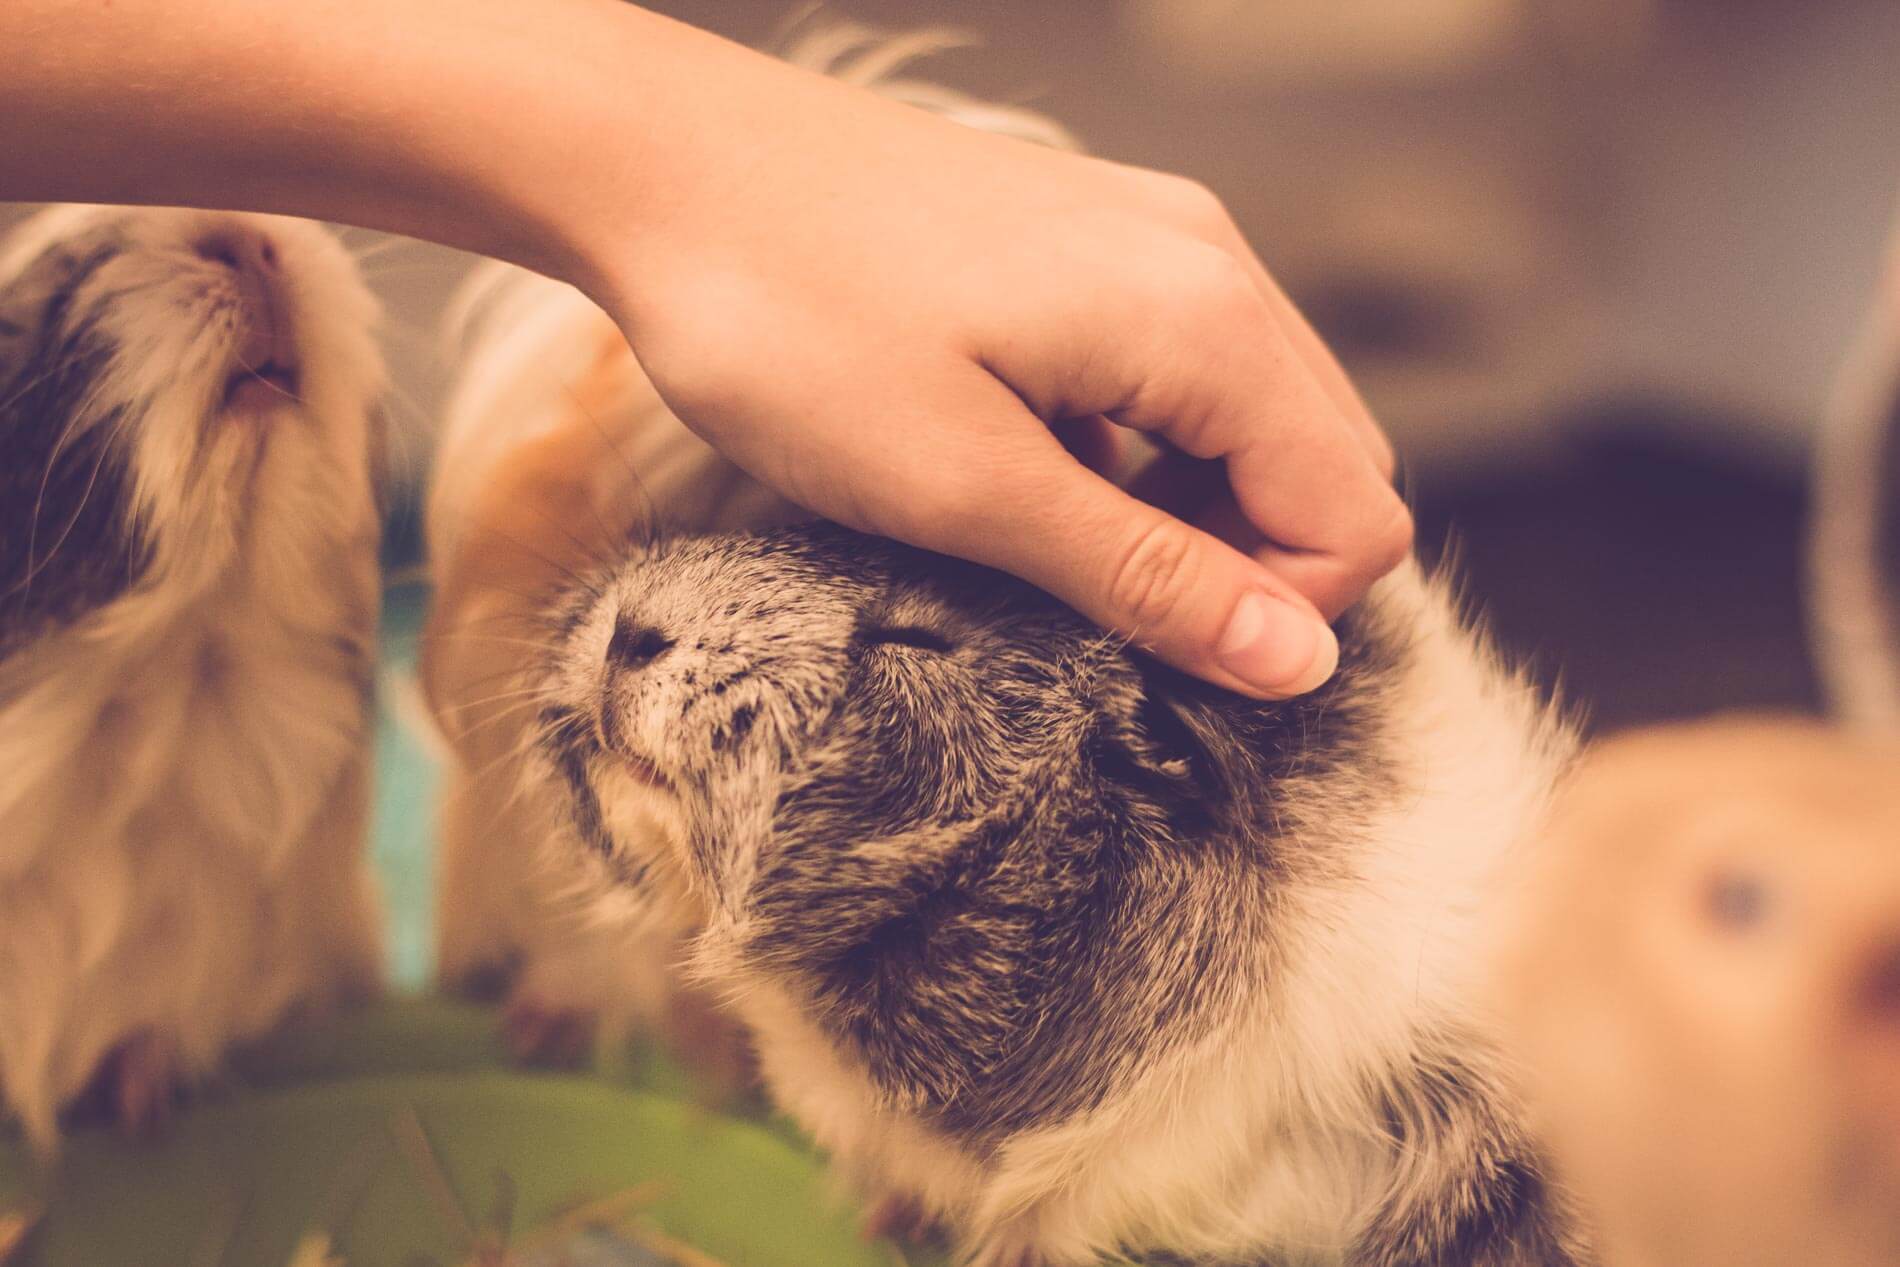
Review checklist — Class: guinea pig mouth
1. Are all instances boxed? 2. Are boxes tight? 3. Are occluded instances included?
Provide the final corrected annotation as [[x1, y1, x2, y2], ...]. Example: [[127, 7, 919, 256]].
[[616, 750, 673, 795], [594, 706, 677, 796], [222, 360, 302, 412]]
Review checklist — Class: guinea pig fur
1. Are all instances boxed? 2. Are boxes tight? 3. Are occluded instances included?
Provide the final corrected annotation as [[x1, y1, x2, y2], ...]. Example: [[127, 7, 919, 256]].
[[422, 257, 790, 1074], [0, 205, 385, 1150], [521, 523, 1585, 1267], [428, 25, 1583, 1264], [421, 24, 1078, 1079]]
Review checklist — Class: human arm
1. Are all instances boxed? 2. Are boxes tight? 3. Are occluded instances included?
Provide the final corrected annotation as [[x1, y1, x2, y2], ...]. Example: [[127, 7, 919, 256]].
[[2, 0, 1409, 696]]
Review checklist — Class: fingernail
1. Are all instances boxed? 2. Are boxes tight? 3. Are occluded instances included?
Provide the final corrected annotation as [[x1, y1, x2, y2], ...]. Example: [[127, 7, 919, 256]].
[[1217, 592, 1339, 697]]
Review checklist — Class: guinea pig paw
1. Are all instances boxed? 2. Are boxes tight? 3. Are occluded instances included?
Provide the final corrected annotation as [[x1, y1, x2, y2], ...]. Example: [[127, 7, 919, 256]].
[[663, 989, 759, 1107], [103, 1030, 182, 1141], [965, 1239, 1049, 1267], [500, 992, 598, 1069], [861, 1193, 942, 1247]]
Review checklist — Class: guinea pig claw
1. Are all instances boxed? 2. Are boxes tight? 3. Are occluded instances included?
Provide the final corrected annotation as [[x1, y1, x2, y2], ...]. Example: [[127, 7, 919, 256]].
[[662, 988, 758, 1108], [861, 1193, 938, 1246], [106, 1030, 181, 1141], [500, 993, 597, 1069]]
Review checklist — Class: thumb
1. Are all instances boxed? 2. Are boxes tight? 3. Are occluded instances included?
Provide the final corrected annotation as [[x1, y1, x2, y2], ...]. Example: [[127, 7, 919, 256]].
[[946, 434, 1340, 700]]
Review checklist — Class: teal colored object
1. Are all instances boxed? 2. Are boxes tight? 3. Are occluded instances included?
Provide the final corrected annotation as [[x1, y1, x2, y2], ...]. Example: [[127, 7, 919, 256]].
[[371, 579, 442, 992]]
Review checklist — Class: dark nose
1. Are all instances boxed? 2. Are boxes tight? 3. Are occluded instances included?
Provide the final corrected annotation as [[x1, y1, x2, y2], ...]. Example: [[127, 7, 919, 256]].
[[197, 225, 296, 384], [606, 618, 674, 672], [194, 228, 279, 277]]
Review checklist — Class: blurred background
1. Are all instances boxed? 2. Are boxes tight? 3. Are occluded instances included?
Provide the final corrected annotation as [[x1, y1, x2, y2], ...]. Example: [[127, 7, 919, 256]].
[[7, 0, 1900, 732]]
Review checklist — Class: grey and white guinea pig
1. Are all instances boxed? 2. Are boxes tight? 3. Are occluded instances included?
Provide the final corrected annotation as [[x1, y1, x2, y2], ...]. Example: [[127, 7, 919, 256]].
[[0, 206, 386, 1151], [525, 522, 1586, 1267]]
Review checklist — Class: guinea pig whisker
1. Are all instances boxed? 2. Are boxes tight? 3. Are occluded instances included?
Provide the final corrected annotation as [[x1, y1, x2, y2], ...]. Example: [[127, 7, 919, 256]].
[[439, 716, 568, 816], [415, 629, 563, 650], [446, 583, 567, 615], [468, 524, 606, 603], [437, 684, 553, 719], [449, 706, 556, 761], [226, 347, 302, 403], [15, 408, 87, 573], [9, 413, 121, 601], [439, 706, 564, 790], [437, 664, 540, 699], [560, 384, 660, 551], [447, 707, 548, 754], [499, 494, 622, 580], [437, 608, 570, 647], [0, 360, 70, 416]]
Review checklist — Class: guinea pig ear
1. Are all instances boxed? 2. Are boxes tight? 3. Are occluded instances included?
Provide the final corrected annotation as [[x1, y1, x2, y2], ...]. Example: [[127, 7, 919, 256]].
[[1089, 660, 1231, 833]]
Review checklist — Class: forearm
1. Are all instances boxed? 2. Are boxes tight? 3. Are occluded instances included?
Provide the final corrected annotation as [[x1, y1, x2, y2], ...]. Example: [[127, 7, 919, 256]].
[[4, 0, 1406, 697], [0, 0, 722, 284]]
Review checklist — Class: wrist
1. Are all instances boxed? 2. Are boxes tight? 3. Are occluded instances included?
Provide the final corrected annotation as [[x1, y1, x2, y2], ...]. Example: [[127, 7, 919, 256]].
[[489, 6, 792, 311], [389, 0, 686, 285]]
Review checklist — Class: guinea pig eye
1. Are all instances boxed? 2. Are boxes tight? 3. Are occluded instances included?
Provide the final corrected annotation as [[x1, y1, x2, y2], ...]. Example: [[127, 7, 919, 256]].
[[1704, 868, 1772, 933], [854, 622, 955, 654]]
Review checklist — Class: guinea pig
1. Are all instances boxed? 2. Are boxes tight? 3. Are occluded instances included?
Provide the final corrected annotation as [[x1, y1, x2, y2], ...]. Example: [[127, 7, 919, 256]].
[[422, 255, 792, 1076], [0, 205, 386, 1150], [516, 520, 1586, 1267], [422, 23, 1077, 1081], [1496, 717, 1900, 1267]]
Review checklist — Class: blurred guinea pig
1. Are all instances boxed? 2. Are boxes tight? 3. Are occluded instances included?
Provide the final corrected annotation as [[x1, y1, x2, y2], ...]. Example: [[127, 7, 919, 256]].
[[1498, 716, 1900, 1267], [0, 205, 386, 1150], [423, 250, 796, 1077], [421, 24, 1075, 1082], [513, 516, 1587, 1267]]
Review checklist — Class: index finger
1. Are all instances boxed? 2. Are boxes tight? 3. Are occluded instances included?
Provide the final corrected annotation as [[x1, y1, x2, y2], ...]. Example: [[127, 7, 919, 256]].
[[1110, 286, 1412, 617]]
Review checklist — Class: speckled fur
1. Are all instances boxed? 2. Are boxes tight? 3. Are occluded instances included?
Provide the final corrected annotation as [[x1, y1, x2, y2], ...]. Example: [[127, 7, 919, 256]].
[[0, 206, 385, 1150], [526, 524, 1586, 1267], [422, 24, 1078, 1076], [429, 25, 1587, 1263]]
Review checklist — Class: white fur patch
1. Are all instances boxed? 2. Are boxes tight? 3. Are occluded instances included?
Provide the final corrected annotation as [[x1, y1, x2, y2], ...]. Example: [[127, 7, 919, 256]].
[[0, 207, 385, 1149]]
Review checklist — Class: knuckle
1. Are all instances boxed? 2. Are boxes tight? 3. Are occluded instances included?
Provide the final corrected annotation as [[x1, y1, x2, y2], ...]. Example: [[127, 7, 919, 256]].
[[1362, 426, 1400, 481], [1300, 498, 1415, 615], [1106, 517, 1201, 637], [1367, 496, 1416, 573], [1143, 172, 1233, 237], [1163, 244, 1264, 329]]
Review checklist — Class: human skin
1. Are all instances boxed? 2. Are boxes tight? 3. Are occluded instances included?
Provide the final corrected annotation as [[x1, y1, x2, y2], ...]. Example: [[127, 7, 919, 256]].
[[1, 0, 1410, 697]]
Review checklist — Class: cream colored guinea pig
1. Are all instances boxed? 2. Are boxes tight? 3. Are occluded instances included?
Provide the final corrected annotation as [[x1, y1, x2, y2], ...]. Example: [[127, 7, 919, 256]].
[[1498, 716, 1900, 1267], [0, 206, 385, 1150]]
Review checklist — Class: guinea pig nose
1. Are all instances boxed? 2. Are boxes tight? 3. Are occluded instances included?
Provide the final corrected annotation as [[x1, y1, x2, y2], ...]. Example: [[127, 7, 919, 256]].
[[195, 228, 278, 275], [606, 619, 674, 672]]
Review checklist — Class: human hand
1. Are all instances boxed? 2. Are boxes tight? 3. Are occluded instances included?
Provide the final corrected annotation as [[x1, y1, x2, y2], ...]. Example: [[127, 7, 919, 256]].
[[0, 0, 1406, 697], [563, 20, 1410, 698]]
